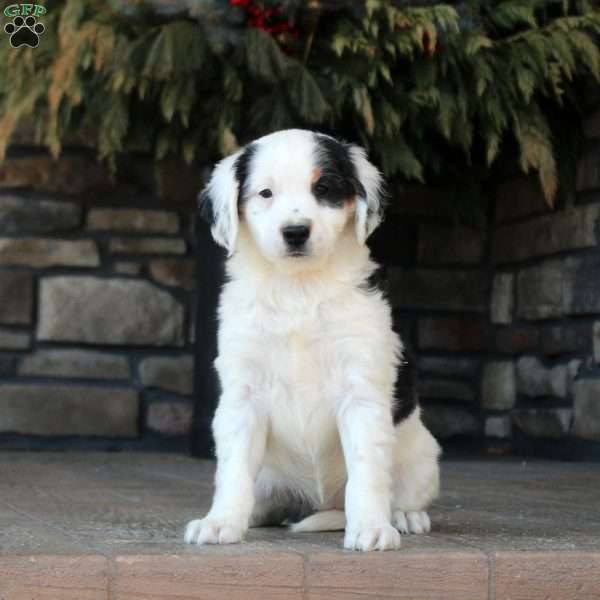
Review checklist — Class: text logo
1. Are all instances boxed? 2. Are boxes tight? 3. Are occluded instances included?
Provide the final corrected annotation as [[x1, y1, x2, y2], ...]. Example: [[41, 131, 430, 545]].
[[4, 4, 46, 48]]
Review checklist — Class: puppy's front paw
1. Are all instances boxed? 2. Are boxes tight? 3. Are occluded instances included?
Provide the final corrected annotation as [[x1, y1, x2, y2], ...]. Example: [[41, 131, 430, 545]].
[[184, 517, 245, 545], [344, 523, 401, 551]]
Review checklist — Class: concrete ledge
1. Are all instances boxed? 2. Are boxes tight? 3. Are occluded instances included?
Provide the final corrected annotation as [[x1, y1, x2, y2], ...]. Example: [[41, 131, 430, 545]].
[[0, 453, 599, 600]]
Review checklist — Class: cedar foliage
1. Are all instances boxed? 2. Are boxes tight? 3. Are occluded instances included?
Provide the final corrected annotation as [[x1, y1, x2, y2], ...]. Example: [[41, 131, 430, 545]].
[[0, 0, 599, 204]]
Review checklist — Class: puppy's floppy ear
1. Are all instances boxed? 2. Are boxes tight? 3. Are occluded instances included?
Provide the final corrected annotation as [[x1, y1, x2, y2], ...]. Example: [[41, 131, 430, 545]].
[[349, 145, 385, 245], [198, 150, 244, 256]]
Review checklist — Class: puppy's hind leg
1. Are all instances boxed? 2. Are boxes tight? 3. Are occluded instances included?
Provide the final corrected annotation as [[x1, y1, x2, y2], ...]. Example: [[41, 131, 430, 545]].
[[249, 467, 313, 528], [249, 468, 290, 528], [391, 408, 441, 535]]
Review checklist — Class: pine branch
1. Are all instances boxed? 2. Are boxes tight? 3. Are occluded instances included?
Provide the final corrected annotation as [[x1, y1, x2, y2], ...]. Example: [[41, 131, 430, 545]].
[[0, 0, 598, 207]]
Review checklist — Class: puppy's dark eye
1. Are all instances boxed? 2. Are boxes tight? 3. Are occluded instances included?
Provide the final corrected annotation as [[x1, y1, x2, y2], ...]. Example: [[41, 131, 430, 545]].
[[259, 189, 273, 198], [313, 182, 329, 196]]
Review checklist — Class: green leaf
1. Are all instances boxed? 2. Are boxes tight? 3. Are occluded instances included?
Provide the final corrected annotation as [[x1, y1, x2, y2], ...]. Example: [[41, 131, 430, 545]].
[[569, 30, 600, 80], [160, 81, 180, 123], [464, 33, 493, 57], [516, 67, 536, 102], [492, 1, 538, 29], [155, 130, 171, 161], [383, 138, 424, 181], [98, 93, 128, 160], [245, 28, 289, 83], [288, 65, 329, 123], [353, 86, 375, 135]]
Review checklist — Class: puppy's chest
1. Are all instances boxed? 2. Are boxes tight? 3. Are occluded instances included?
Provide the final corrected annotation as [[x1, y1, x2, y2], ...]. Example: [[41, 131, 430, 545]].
[[255, 307, 341, 439], [264, 316, 333, 399]]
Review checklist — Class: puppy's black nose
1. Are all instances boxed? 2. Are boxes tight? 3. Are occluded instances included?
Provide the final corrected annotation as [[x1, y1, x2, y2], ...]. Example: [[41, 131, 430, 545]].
[[282, 224, 310, 248]]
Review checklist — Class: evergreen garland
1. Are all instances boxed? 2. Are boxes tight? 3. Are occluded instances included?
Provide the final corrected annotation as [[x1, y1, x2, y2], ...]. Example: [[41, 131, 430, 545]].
[[0, 0, 599, 205]]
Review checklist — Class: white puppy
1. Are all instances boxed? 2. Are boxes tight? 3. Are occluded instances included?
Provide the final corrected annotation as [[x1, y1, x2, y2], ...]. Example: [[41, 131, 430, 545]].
[[185, 129, 440, 551]]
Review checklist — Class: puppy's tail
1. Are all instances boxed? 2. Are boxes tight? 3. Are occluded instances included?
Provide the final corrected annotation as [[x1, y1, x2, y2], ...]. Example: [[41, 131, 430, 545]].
[[290, 510, 346, 533]]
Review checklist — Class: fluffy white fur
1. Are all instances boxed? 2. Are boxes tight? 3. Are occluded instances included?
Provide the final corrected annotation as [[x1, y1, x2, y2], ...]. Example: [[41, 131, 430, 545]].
[[184, 129, 440, 551]]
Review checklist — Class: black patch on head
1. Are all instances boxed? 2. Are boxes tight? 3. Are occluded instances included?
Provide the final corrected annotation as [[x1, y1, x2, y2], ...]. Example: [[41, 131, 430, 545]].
[[313, 134, 366, 207], [392, 348, 418, 425], [234, 143, 257, 205]]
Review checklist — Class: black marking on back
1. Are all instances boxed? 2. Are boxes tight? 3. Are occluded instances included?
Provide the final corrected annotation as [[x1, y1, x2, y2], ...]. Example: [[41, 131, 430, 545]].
[[393, 346, 419, 425], [356, 267, 417, 424], [358, 264, 386, 296], [313, 134, 365, 207], [234, 143, 257, 205]]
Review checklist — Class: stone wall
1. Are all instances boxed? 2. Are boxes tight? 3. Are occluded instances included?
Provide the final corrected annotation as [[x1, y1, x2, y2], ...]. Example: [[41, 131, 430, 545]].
[[1, 114, 599, 458], [374, 108, 600, 459], [482, 111, 600, 458], [370, 187, 489, 444], [0, 151, 199, 449]]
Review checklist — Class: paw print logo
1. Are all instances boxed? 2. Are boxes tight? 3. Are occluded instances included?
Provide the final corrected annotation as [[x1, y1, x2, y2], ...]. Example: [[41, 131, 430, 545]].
[[4, 15, 44, 48]]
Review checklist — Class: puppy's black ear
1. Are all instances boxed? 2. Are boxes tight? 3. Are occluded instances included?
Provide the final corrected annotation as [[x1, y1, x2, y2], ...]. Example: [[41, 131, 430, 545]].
[[348, 145, 385, 245], [197, 152, 242, 256], [198, 187, 215, 225]]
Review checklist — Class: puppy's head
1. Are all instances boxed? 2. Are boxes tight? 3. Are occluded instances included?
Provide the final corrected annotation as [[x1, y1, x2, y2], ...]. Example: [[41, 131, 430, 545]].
[[199, 129, 384, 263]]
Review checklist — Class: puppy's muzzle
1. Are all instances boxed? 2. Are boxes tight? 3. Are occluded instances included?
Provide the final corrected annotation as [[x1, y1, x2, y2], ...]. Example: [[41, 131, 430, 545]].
[[282, 223, 311, 253]]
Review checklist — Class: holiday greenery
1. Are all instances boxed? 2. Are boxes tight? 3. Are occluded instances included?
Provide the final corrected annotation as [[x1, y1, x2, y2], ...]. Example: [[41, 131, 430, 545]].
[[0, 0, 599, 204]]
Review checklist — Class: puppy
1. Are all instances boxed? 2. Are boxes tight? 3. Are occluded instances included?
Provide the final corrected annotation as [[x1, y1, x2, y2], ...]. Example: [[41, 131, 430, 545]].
[[185, 129, 440, 551]]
